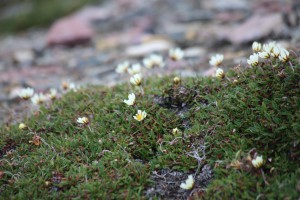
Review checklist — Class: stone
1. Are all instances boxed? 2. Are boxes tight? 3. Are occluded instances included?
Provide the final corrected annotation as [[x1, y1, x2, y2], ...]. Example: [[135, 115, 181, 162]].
[[46, 17, 94, 46]]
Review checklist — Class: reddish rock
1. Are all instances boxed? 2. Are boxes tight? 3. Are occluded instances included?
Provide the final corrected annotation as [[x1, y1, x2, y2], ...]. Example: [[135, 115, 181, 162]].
[[222, 13, 285, 44], [46, 17, 94, 46]]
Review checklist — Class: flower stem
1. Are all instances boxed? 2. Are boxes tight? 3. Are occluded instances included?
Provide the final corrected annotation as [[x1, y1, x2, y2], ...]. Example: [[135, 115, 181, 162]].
[[289, 61, 294, 72]]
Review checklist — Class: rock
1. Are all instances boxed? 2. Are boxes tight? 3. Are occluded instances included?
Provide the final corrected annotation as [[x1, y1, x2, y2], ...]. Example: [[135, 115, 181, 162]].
[[46, 17, 94, 46], [126, 39, 174, 57], [13, 49, 35, 66], [223, 13, 285, 45], [184, 47, 206, 58]]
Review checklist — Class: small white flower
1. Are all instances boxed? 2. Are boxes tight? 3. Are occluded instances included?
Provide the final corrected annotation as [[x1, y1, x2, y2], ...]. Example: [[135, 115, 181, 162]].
[[172, 127, 180, 135], [215, 68, 225, 79], [173, 77, 181, 84], [279, 48, 289, 62], [247, 53, 259, 66], [169, 48, 184, 61], [77, 117, 89, 124], [180, 175, 194, 190], [31, 93, 46, 105], [130, 74, 142, 86], [258, 51, 271, 59], [18, 87, 34, 100], [251, 155, 264, 169], [259, 44, 272, 59], [61, 81, 77, 91], [272, 46, 281, 58], [133, 110, 147, 122], [268, 41, 277, 52], [209, 54, 224, 67], [48, 88, 58, 100], [116, 61, 130, 74], [143, 54, 165, 68], [252, 41, 262, 52], [19, 123, 27, 130], [123, 93, 135, 106], [128, 63, 142, 75]]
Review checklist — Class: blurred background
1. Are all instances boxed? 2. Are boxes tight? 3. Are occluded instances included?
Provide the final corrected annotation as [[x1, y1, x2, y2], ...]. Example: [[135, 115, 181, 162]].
[[0, 0, 299, 124]]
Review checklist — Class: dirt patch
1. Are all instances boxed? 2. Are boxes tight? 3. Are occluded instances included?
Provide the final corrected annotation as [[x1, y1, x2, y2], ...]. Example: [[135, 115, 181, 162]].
[[0, 139, 17, 159], [145, 165, 213, 199]]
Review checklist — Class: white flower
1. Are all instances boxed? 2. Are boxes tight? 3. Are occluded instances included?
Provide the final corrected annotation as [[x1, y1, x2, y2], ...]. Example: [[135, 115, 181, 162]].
[[251, 155, 264, 169], [272, 46, 281, 58], [259, 44, 272, 59], [116, 61, 130, 74], [209, 54, 224, 67], [143, 54, 165, 68], [19, 123, 27, 130], [123, 93, 135, 106], [173, 77, 181, 84], [130, 74, 142, 86], [215, 68, 225, 79], [18, 87, 34, 100], [279, 48, 289, 62], [48, 88, 57, 100], [128, 63, 142, 75], [169, 48, 184, 61], [61, 81, 77, 91], [252, 41, 262, 52], [172, 127, 180, 135], [133, 110, 147, 122], [268, 41, 277, 52], [77, 117, 89, 124], [247, 53, 259, 66], [31, 93, 46, 105], [258, 51, 271, 59], [180, 175, 194, 190]]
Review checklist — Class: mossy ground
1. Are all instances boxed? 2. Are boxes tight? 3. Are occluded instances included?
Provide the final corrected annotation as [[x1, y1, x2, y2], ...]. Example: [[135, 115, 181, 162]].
[[0, 59, 299, 199]]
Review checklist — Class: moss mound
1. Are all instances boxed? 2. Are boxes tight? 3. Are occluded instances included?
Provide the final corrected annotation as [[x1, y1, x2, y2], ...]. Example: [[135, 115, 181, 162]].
[[0, 59, 299, 199]]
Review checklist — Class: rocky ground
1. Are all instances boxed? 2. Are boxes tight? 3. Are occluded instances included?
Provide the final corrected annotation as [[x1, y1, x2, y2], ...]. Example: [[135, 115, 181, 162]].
[[0, 0, 299, 125]]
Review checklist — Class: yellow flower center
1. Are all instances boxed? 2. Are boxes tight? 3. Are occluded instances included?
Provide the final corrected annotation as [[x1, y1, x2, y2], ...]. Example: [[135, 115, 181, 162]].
[[136, 114, 143, 121]]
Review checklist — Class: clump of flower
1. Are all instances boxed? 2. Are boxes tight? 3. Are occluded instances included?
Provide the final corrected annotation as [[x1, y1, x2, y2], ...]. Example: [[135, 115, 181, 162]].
[[133, 110, 147, 122], [180, 175, 194, 190], [128, 63, 142, 75], [18, 87, 34, 100], [252, 41, 262, 53], [116, 61, 130, 74], [77, 117, 89, 125], [247, 53, 259, 67], [259, 43, 273, 59], [216, 68, 225, 79], [31, 93, 46, 105], [123, 93, 135, 106], [252, 155, 264, 169], [48, 88, 58, 100], [143, 54, 165, 68], [130, 74, 142, 86], [169, 47, 184, 61], [19, 123, 27, 130], [209, 54, 224, 67]]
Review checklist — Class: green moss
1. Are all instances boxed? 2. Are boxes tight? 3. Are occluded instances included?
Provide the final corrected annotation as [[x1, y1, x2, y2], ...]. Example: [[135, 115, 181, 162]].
[[0, 59, 299, 199]]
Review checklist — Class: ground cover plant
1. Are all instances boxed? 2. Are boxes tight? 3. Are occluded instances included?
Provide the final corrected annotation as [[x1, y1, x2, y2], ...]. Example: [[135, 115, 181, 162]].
[[0, 43, 299, 199]]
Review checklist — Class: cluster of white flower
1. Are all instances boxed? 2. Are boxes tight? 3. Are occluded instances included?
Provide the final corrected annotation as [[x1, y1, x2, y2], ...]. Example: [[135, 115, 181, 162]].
[[116, 47, 185, 122], [247, 41, 290, 66], [18, 81, 80, 108], [115, 48, 184, 75]]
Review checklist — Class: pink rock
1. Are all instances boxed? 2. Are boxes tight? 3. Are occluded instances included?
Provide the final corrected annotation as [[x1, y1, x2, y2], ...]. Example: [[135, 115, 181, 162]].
[[46, 17, 94, 46], [222, 13, 284, 45]]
